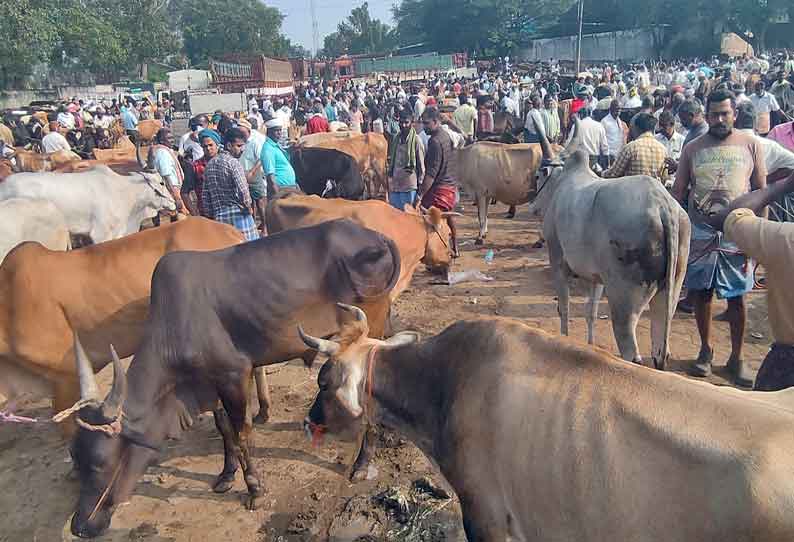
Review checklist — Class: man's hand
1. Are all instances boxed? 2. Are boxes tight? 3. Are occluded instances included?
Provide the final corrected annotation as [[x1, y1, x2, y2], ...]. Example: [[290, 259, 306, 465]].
[[665, 157, 678, 174], [705, 171, 794, 231]]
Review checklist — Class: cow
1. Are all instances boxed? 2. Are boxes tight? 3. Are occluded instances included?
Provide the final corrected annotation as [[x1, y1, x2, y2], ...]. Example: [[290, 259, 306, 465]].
[[0, 198, 70, 263], [289, 146, 365, 199], [0, 165, 176, 243], [0, 218, 244, 435], [456, 141, 562, 244], [302, 313, 794, 542], [528, 119, 690, 369], [267, 194, 454, 299], [0, 159, 13, 181], [299, 132, 388, 198], [66, 219, 401, 538], [13, 148, 81, 172]]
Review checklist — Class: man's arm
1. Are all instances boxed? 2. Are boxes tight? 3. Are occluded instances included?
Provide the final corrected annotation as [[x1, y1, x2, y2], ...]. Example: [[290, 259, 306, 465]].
[[671, 145, 693, 204], [705, 171, 794, 231], [603, 144, 630, 178], [418, 138, 441, 199], [232, 161, 253, 211], [260, 145, 278, 195]]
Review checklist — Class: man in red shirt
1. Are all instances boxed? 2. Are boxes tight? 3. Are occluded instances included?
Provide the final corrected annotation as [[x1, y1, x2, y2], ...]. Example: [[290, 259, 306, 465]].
[[305, 104, 330, 134]]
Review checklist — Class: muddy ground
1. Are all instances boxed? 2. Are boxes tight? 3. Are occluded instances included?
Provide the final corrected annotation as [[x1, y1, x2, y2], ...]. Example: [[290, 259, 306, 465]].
[[0, 203, 772, 541]]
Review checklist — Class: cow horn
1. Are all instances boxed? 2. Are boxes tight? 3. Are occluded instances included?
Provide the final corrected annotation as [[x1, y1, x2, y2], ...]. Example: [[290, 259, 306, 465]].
[[535, 117, 555, 163], [337, 303, 367, 324], [297, 325, 340, 356], [135, 137, 146, 169], [562, 117, 583, 159], [74, 332, 100, 402], [101, 345, 128, 420]]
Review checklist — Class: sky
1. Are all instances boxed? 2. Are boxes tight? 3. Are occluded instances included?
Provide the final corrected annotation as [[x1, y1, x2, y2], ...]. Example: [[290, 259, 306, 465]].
[[265, 0, 396, 54]]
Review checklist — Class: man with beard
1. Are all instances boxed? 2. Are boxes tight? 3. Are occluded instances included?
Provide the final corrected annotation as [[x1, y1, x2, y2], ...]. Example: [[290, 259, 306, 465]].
[[199, 128, 259, 241], [387, 109, 424, 210], [672, 88, 767, 386]]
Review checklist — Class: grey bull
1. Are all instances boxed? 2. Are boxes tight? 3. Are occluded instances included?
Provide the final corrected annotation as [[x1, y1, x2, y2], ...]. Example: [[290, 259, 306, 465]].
[[529, 120, 690, 368]]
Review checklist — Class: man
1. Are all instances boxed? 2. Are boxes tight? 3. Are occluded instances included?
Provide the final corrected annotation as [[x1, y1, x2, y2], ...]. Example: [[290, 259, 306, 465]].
[[249, 106, 265, 129], [699, 170, 794, 389], [655, 111, 685, 182], [259, 118, 300, 204], [678, 98, 709, 148], [770, 70, 794, 118], [453, 93, 477, 143], [56, 106, 75, 131], [274, 100, 292, 144], [179, 116, 207, 160], [199, 128, 259, 241], [388, 109, 425, 210], [603, 113, 666, 179], [148, 128, 188, 218], [419, 107, 459, 257], [569, 107, 609, 170], [672, 88, 767, 386], [601, 99, 627, 165], [324, 97, 337, 123], [523, 93, 546, 144], [305, 104, 330, 134], [542, 94, 561, 144], [750, 80, 781, 136], [735, 102, 794, 180], [768, 120, 794, 153], [121, 102, 139, 143], [41, 121, 71, 153], [499, 90, 519, 117], [237, 118, 267, 233]]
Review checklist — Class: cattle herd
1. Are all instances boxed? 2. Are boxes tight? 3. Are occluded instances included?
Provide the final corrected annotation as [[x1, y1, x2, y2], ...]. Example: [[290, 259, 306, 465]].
[[1, 119, 794, 541]]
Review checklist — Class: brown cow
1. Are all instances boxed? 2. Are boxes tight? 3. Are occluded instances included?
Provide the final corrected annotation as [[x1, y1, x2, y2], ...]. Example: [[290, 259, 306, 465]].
[[299, 132, 388, 198], [0, 159, 13, 181], [14, 148, 81, 172], [0, 218, 244, 435], [303, 313, 794, 542], [267, 194, 455, 300]]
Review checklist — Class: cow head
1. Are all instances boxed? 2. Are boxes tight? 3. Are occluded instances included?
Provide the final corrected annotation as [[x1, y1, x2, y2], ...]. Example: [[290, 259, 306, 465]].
[[528, 118, 586, 219], [406, 205, 457, 274], [139, 171, 177, 214], [300, 304, 419, 441], [68, 334, 153, 538]]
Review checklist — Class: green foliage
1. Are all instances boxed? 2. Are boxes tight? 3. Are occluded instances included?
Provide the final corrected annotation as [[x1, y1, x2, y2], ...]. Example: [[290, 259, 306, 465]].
[[321, 3, 396, 57], [177, 0, 286, 65], [0, 0, 57, 87]]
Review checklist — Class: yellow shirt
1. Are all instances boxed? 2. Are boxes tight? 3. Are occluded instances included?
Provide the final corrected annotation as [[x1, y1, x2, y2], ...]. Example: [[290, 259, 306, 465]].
[[725, 209, 794, 345]]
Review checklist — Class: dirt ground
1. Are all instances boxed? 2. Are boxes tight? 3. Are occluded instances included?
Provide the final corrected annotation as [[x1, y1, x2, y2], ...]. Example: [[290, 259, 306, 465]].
[[0, 202, 772, 542]]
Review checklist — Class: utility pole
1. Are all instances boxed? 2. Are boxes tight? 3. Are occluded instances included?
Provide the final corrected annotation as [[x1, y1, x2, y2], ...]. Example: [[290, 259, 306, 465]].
[[310, 0, 320, 57], [575, 0, 584, 73]]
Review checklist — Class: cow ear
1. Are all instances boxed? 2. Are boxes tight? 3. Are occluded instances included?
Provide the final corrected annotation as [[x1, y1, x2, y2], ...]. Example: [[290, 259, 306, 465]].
[[383, 331, 420, 347]]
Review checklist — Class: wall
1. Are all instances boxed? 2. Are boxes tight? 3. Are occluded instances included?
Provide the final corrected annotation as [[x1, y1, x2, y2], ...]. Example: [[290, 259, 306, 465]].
[[521, 27, 665, 63], [0, 89, 58, 109]]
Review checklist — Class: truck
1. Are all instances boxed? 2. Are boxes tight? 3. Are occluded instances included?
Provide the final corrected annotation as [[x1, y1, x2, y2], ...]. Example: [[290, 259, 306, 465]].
[[209, 55, 293, 97], [170, 89, 247, 117], [353, 52, 468, 78], [167, 69, 212, 92]]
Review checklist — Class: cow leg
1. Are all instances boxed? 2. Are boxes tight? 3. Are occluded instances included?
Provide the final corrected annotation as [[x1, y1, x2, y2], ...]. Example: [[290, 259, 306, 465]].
[[218, 373, 265, 510], [252, 367, 271, 424], [585, 282, 605, 345], [649, 289, 671, 371], [475, 194, 489, 245], [459, 492, 507, 541], [606, 282, 654, 364], [549, 245, 571, 336], [350, 424, 376, 482], [212, 406, 240, 493]]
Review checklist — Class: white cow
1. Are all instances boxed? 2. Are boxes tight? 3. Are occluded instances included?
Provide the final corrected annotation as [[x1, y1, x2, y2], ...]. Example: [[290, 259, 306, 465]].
[[529, 121, 690, 369], [0, 166, 175, 243], [0, 198, 71, 263]]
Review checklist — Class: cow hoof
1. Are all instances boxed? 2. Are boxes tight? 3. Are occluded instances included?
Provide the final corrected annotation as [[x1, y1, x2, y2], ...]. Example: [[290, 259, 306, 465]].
[[474, 238, 484, 246], [253, 410, 270, 424], [212, 472, 236, 493], [244, 494, 263, 511], [531, 240, 545, 249], [350, 466, 369, 482]]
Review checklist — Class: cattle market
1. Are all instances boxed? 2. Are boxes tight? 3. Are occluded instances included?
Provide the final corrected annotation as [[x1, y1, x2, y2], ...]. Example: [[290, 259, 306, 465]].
[[2, 5, 794, 540]]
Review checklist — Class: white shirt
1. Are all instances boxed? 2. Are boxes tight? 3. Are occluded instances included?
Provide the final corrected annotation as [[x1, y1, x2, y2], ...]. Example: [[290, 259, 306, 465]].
[[655, 131, 685, 161], [57, 112, 75, 130], [569, 117, 608, 156], [751, 92, 781, 114], [42, 131, 71, 153], [736, 92, 751, 105], [240, 130, 266, 185], [601, 114, 625, 156], [501, 96, 519, 117], [179, 132, 204, 160], [738, 129, 794, 174], [94, 115, 112, 129], [275, 107, 291, 130]]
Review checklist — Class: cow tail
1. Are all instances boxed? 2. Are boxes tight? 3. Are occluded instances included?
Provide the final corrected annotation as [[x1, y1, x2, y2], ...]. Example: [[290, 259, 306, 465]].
[[659, 200, 679, 371]]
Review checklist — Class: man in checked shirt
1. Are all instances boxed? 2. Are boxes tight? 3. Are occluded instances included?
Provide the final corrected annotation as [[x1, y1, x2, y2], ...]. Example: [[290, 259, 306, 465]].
[[198, 128, 259, 241]]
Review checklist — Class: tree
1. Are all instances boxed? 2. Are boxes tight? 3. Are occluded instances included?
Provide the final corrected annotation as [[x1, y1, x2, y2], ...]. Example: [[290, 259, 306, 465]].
[[321, 3, 395, 57], [176, 0, 287, 65], [0, 0, 57, 87]]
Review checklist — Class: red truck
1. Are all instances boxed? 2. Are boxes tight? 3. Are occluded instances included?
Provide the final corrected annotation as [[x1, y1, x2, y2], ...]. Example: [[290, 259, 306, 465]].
[[209, 54, 293, 97]]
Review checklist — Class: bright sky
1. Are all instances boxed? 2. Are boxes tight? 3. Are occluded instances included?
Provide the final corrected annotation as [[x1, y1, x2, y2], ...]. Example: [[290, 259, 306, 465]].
[[265, 0, 395, 54]]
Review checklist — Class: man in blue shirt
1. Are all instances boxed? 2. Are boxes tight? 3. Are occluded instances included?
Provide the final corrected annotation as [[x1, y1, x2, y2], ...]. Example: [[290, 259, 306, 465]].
[[260, 118, 300, 227], [121, 101, 139, 143]]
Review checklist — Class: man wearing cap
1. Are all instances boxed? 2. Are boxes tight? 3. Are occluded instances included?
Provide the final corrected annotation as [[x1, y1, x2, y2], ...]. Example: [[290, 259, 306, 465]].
[[237, 118, 268, 233], [199, 128, 259, 241], [179, 116, 207, 160], [260, 119, 300, 220]]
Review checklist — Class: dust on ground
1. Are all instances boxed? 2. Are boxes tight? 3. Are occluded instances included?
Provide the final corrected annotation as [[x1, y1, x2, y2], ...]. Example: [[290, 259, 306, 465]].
[[0, 203, 771, 541]]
